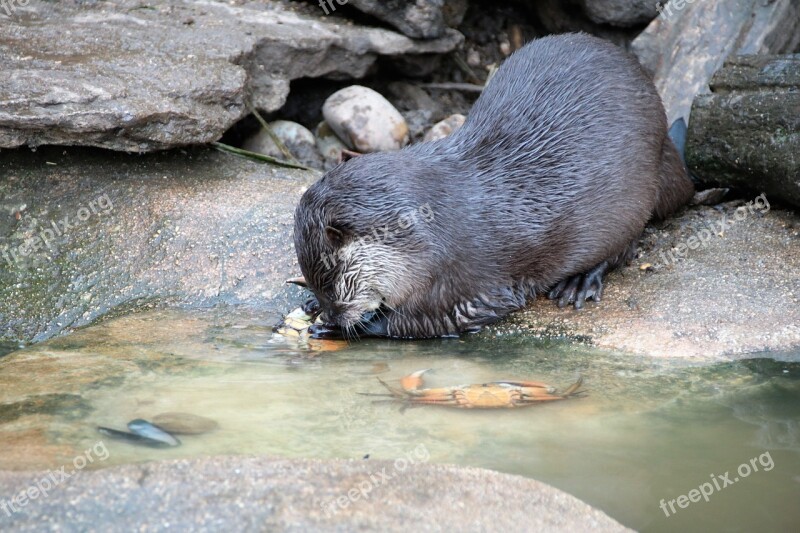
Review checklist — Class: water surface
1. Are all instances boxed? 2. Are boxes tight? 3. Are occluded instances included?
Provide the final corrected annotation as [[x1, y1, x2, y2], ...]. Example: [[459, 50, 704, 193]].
[[1, 309, 798, 532]]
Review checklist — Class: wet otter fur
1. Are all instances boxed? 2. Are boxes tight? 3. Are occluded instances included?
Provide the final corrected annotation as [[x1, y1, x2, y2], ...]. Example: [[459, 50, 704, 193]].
[[293, 33, 694, 339]]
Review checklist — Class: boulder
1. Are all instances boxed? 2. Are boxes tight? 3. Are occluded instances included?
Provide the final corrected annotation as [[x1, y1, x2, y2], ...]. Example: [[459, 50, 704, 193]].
[[686, 54, 800, 208], [632, 0, 800, 125], [0, 0, 463, 152], [323, 86, 410, 152], [0, 456, 630, 532], [0, 146, 318, 344], [349, 0, 469, 39], [518, 0, 636, 47], [579, 0, 658, 27]]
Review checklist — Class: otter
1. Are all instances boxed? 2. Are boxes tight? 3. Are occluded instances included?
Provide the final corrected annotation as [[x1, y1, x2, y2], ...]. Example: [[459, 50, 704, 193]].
[[293, 33, 694, 339]]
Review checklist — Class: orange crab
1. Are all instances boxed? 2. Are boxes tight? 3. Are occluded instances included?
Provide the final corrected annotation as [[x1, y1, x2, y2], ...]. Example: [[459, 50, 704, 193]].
[[369, 369, 584, 409]]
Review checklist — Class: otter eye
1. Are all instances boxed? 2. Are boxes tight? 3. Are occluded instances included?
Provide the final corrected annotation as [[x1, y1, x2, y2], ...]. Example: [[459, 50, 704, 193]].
[[325, 225, 345, 246]]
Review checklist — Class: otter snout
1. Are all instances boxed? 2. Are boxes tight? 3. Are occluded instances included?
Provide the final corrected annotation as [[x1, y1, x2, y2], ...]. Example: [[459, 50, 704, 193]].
[[322, 301, 381, 329]]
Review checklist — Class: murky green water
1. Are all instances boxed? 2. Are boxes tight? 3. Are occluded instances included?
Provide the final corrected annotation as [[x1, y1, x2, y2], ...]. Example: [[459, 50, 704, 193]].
[[1, 309, 798, 532]]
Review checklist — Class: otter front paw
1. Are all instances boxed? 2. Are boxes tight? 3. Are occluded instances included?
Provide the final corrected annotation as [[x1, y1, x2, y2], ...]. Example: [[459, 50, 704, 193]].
[[308, 314, 390, 339], [302, 297, 321, 318], [308, 322, 345, 339], [547, 261, 609, 310]]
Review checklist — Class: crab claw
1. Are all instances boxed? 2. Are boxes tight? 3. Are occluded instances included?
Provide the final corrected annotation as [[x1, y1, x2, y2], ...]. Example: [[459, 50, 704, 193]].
[[400, 369, 431, 392]]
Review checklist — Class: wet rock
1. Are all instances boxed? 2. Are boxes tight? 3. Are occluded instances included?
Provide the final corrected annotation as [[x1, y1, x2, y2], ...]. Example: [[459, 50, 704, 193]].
[[579, 0, 658, 27], [0, 0, 463, 152], [423, 113, 466, 142], [315, 121, 350, 169], [506, 203, 800, 358], [0, 394, 91, 425], [0, 456, 631, 532], [631, 0, 800, 125], [686, 54, 800, 209], [0, 146, 318, 344], [151, 413, 219, 435], [242, 120, 324, 170], [0, 426, 78, 471], [323, 86, 410, 152], [349, 0, 469, 39]]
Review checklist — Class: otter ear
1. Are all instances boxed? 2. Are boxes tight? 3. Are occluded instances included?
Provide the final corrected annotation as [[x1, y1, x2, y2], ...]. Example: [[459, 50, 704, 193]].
[[325, 225, 345, 246]]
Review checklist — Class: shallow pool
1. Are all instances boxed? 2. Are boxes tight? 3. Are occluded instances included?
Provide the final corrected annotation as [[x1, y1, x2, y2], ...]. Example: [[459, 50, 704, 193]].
[[1, 309, 798, 532]]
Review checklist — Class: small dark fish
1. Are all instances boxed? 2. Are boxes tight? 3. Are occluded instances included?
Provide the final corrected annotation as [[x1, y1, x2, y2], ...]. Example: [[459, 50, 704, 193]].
[[97, 426, 179, 448], [127, 419, 181, 447]]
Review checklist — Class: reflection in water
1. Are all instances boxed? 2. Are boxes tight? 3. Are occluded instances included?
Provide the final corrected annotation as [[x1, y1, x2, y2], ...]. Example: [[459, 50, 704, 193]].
[[0, 309, 798, 533]]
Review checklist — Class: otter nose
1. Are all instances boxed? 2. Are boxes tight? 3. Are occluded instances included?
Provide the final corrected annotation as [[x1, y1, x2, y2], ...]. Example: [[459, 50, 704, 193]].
[[360, 310, 378, 323]]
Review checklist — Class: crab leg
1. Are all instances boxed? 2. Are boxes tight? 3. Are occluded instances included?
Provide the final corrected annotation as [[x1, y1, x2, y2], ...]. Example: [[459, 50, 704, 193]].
[[495, 380, 552, 389], [400, 369, 431, 393]]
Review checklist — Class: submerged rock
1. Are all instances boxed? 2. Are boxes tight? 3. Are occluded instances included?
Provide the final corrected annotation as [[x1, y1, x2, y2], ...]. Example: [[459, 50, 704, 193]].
[[687, 54, 800, 208], [0, 0, 463, 152], [323, 86, 410, 153], [151, 413, 219, 436]]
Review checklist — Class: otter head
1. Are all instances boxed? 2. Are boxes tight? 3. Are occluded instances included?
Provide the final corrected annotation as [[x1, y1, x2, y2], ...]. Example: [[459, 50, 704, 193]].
[[293, 155, 435, 334]]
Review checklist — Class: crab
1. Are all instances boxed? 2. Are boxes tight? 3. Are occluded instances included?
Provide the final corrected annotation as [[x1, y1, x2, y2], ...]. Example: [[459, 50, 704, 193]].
[[367, 369, 584, 409]]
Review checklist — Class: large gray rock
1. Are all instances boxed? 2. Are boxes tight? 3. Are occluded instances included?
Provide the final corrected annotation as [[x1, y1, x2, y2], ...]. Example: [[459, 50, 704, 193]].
[[631, 0, 800, 125], [504, 202, 800, 358], [0, 146, 318, 344], [0, 0, 463, 152], [520, 0, 636, 48], [687, 55, 800, 208], [579, 0, 657, 27], [0, 456, 630, 532], [349, 0, 469, 39]]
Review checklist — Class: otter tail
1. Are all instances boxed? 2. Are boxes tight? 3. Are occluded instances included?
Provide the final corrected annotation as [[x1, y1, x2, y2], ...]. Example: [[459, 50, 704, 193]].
[[653, 118, 695, 220]]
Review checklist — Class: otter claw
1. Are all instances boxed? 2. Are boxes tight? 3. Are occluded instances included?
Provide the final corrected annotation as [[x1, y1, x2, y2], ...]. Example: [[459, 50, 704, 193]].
[[548, 261, 608, 310], [302, 297, 321, 318], [308, 323, 345, 339]]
